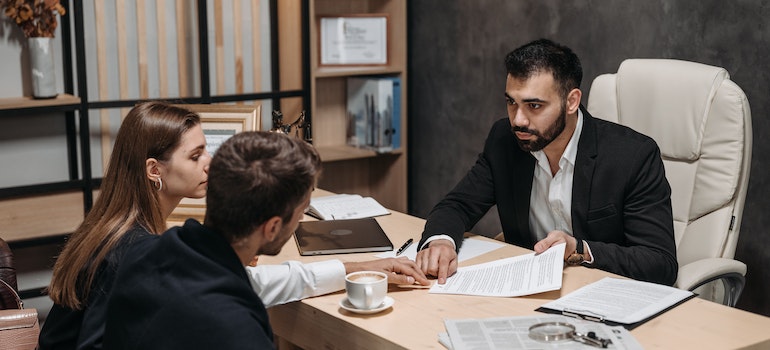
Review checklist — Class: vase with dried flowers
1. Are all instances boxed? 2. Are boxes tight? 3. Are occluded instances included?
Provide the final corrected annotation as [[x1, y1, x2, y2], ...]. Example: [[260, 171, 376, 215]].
[[1, 0, 67, 98]]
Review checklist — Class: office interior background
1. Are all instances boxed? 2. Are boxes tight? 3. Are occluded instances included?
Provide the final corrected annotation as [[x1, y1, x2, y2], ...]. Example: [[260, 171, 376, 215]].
[[1, 0, 769, 320]]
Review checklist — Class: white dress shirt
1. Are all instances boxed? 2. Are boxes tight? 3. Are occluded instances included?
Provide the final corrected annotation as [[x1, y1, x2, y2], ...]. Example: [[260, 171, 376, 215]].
[[529, 109, 583, 240], [246, 259, 346, 308]]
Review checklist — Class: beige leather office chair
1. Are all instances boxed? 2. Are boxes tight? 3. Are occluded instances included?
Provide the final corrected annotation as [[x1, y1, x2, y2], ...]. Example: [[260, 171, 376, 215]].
[[587, 59, 752, 306]]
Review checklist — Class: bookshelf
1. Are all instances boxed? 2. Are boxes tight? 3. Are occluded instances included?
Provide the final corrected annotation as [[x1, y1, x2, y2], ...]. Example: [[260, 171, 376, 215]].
[[308, 0, 408, 212]]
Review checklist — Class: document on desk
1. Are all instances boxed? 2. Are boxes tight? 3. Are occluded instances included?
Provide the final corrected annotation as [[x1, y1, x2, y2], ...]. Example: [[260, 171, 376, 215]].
[[429, 243, 564, 297], [537, 277, 696, 329], [440, 315, 643, 350], [376, 237, 505, 262]]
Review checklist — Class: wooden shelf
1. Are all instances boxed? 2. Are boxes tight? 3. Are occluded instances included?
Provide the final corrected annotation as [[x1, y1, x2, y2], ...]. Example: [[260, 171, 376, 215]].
[[314, 65, 404, 78], [315, 144, 404, 162], [0, 93, 80, 111]]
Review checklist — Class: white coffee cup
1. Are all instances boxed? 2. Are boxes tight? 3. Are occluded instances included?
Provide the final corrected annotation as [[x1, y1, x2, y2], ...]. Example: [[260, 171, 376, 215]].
[[345, 271, 388, 310]]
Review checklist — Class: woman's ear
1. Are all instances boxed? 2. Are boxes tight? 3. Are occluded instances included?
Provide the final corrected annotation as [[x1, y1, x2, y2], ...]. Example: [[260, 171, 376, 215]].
[[146, 158, 161, 182]]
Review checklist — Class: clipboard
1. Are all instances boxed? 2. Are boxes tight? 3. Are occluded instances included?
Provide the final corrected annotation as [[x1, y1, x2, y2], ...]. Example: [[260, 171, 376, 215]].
[[534, 277, 698, 330], [535, 293, 697, 330]]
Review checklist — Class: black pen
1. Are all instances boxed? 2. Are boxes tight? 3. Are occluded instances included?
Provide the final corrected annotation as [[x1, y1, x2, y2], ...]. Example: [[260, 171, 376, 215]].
[[396, 238, 414, 256]]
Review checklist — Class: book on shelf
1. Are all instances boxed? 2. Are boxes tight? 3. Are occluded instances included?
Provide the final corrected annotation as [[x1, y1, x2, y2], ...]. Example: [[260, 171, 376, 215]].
[[306, 194, 390, 220], [346, 76, 401, 153], [536, 277, 696, 330], [294, 217, 394, 256]]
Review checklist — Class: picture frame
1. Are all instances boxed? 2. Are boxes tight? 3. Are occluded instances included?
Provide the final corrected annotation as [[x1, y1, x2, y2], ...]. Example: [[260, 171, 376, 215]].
[[168, 104, 261, 225], [319, 14, 389, 66]]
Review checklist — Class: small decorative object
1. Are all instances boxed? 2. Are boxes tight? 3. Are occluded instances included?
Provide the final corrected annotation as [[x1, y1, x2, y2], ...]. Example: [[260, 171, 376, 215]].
[[271, 110, 311, 142], [1, 0, 67, 99]]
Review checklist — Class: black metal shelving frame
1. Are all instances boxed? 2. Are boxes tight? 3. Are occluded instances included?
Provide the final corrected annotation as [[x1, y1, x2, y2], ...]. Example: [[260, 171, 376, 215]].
[[2, 0, 311, 298]]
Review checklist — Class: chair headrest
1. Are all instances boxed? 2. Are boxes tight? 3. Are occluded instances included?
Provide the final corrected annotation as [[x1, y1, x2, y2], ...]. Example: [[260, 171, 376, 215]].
[[616, 59, 729, 161]]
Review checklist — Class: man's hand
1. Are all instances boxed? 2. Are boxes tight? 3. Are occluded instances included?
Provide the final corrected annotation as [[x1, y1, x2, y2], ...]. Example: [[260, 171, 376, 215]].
[[344, 257, 431, 286], [534, 230, 577, 260], [415, 239, 458, 284]]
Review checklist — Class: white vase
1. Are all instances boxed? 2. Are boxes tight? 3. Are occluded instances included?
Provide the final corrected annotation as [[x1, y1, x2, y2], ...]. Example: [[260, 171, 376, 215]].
[[28, 37, 58, 99]]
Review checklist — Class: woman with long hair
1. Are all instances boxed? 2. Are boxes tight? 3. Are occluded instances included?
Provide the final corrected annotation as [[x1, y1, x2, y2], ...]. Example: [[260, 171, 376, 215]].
[[40, 102, 210, 349]]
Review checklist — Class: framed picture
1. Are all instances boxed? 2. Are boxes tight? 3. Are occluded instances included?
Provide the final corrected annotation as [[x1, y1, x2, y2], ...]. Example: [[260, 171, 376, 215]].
[[168, 104, 261, 225], [319, 14, 388, 66]]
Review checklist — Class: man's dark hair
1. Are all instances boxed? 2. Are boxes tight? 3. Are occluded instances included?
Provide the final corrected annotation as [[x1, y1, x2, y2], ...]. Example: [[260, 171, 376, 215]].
[[204, 131, 322, 242], [504, 38, 583, 99]]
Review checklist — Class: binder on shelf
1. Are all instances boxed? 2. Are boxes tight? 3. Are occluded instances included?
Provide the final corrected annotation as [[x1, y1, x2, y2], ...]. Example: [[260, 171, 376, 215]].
[[346, 76, 401, 153], [385, 76, 401, 150]]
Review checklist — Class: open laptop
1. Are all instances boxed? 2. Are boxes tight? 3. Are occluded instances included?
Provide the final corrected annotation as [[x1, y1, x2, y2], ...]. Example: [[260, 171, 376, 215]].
[[293, 217, 393, 256]]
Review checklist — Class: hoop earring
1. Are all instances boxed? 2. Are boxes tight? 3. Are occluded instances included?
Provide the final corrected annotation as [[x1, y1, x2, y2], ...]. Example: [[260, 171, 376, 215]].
[[155, 177, 163, 191]]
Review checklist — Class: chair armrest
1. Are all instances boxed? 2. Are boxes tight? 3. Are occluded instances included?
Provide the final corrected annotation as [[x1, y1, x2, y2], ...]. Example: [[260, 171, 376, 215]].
[[675, 258, 746, 291], [675, 258, 746, 306]]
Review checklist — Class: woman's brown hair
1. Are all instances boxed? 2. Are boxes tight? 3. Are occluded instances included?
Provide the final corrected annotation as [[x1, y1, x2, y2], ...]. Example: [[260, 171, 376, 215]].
[[47, 101, 200, 309]]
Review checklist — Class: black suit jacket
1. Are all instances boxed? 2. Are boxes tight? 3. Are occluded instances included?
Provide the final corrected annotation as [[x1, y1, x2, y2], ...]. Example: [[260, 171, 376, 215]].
[[104, 219, 275, 349], [420, 107, 678, 285]]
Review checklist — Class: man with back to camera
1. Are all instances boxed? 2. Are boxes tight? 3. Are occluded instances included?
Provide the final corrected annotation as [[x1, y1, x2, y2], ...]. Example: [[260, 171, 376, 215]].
[[415, 39, 678, 286], [103, 132, 341, 348]]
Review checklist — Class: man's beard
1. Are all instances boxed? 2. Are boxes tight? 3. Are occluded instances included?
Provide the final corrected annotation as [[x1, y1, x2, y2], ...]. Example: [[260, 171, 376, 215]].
[[511, 105, 567, 152]]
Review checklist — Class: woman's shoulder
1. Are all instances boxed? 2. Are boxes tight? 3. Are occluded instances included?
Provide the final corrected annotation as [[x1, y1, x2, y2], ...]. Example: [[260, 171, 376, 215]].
[[105, 225, 157, 264], [125, 224, 155, 238]]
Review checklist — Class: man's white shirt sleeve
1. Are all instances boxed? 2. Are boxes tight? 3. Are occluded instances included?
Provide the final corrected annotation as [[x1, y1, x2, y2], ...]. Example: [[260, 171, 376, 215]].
[[420, 234, 457, 250], [246, 259, 346, 308]]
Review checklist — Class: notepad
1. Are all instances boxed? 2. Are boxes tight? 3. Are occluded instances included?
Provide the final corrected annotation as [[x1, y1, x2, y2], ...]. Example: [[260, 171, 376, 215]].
[[306, 194, 390, 220], [293, 217, 393, 256]]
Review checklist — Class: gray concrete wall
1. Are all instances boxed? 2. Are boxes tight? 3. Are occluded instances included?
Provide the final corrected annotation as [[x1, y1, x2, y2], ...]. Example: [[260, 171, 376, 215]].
[[407, 1, 770, 315]]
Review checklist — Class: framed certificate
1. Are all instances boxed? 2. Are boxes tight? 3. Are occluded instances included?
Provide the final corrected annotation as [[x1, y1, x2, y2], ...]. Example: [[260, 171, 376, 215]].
[[319, 15, 388, 66]]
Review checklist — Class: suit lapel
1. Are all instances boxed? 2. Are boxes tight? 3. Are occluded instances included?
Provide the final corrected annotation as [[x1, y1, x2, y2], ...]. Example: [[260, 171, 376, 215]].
[[511, 143, 536, 243], [572, 106, 598, 239]]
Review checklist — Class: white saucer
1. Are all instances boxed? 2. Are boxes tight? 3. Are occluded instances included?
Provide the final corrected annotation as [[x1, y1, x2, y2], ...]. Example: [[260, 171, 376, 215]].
[[339, 296, 394, 314]]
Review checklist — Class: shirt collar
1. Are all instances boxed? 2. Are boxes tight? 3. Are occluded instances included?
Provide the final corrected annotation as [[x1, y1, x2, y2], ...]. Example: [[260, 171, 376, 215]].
[[531, 108, 584, 168], [562, 108, 584, 167]]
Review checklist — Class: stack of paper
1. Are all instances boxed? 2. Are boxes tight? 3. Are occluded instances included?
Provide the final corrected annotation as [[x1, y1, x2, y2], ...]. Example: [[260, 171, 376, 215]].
[[307, 194, 389, 220]]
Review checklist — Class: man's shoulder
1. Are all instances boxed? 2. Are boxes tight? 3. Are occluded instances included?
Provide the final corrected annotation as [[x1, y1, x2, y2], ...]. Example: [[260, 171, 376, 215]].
[[586, 114, 657, 147]]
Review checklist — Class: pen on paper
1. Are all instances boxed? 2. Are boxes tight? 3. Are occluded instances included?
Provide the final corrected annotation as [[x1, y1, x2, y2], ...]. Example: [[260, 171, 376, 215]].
[[396, 238, 414, 256]]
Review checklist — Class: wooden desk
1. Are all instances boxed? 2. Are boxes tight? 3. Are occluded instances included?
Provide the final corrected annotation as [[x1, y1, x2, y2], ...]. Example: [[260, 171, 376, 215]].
[[260, 200, 770, 349]]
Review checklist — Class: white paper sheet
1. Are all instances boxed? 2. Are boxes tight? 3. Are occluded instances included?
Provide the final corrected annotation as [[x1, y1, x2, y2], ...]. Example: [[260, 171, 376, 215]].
[[429, 243, 565, 297], [376, 237, 505, 262]]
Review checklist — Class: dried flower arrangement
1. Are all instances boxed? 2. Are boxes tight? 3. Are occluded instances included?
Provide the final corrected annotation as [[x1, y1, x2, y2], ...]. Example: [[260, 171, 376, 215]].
[[0, 0, 66, 38]]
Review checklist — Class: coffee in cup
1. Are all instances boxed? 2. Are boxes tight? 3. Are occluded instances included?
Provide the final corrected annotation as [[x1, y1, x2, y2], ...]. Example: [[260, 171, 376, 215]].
[[345, 271, 387, 310]]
